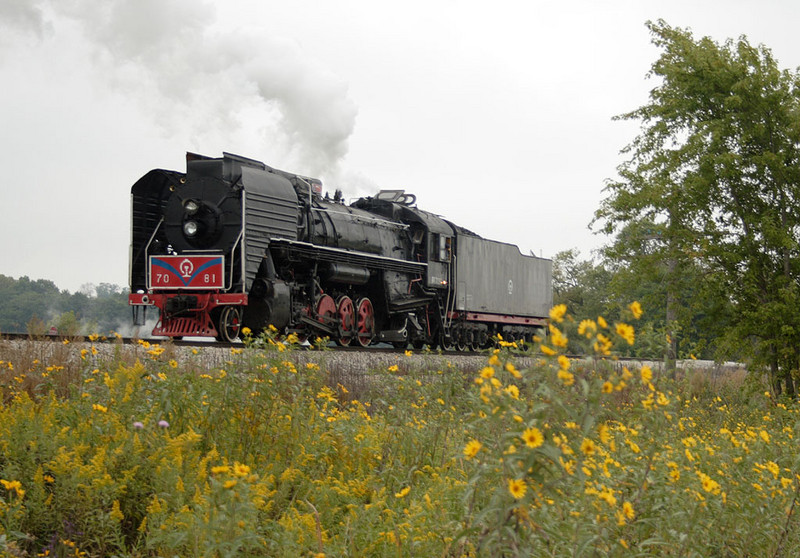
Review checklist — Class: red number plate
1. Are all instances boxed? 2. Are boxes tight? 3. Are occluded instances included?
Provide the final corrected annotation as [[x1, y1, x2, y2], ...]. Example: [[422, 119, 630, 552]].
[[149, 255, 225, 289]]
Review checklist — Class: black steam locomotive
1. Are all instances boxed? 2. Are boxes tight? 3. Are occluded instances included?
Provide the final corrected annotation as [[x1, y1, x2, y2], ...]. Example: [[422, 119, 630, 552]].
[[129, 152, 552, 348]]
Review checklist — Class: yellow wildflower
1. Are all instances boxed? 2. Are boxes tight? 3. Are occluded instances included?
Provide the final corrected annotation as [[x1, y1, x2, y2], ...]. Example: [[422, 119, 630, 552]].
[[598, 424, 612, 445], [110, 500, 125, 522], [622, 501, 635, 520], [233, 463, 251, 477], [463, 439, 482, 459], [549, 304, 567, 323], [557, 369, 575, 386], [505, 362, 521, 378], [615, 322, 635, 345], [698, 471, 721, 495], [395, 486, 411, 498], [594, 333, 612, 355], [549, 324, 568, 348], [629, 301, 643, 319], [1, 479, 25, 498], [508, 478, 527, 499], [522, 427, 544, 449], [764, 461, 780, 479], [578, 319, 597, 338]]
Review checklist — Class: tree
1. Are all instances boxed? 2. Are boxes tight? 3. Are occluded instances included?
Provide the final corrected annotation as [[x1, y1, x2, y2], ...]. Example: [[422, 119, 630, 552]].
[[595, 20, 800, 394], [52, 311, 81, 337], [552, 249, 613, 319]]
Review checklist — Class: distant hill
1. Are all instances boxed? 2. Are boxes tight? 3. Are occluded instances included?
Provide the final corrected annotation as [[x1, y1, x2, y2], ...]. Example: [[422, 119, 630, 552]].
[[0, 275, 131, 336]]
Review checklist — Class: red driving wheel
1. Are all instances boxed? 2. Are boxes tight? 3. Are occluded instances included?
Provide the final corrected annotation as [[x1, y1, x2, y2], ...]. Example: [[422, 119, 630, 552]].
[[316, 294, 336, 325], [336, 296, 355, 346], [355, 297, 375, 347]]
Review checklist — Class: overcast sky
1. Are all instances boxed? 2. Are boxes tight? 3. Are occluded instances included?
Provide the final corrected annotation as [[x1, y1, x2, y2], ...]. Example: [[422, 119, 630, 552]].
[[1, 0, 799, 293]]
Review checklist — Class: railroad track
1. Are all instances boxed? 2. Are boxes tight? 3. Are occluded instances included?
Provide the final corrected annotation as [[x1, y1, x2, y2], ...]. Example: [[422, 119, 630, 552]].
[[0, 332, 732, 378], [1, 332, 699, 368], [0, 331, 492, 358]]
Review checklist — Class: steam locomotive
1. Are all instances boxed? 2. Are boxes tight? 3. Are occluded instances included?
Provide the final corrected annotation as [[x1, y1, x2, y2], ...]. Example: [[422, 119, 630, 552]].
[[128, 152, 552, 348]]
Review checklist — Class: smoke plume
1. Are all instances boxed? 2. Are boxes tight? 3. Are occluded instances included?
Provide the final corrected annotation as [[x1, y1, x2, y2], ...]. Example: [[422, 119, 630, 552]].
[[1, 0, 357, 176]]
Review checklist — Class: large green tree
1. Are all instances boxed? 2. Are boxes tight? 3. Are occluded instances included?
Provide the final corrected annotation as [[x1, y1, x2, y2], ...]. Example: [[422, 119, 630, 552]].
[[595, 20, 800, 394]]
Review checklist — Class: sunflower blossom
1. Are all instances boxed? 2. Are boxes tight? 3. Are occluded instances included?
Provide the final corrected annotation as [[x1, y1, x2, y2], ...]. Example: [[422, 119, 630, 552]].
[[549, 304, 567, 323], [522, 427, 544, 448], [463, 439, 482, 459], [508, 478, 527, 499], [615, 322, 635, 345]]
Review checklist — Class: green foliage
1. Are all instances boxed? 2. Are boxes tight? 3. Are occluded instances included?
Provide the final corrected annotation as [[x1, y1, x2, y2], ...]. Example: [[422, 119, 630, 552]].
[[595, 20, 800, 390], [553, 249, 718, 359], [552, 249, 613, 319]]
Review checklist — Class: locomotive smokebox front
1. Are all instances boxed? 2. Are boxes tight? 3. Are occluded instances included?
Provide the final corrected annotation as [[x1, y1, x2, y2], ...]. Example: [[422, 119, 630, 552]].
[[163, 169, 243, 254]]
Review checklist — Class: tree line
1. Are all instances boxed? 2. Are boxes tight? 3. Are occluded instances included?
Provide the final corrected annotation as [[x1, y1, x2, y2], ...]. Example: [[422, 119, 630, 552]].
[[0, 275, 131, 336]]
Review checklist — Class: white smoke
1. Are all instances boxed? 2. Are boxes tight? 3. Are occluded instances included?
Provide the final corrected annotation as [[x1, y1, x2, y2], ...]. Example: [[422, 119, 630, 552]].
[[0, 0, 49, 40], [112, 315, 160, 340], [324, 166, 383, 203], [1, 0, 357, 176]]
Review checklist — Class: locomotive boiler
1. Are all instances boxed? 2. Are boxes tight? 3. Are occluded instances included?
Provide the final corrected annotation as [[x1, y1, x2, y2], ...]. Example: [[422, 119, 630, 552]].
[[129, 152, 552, 348]]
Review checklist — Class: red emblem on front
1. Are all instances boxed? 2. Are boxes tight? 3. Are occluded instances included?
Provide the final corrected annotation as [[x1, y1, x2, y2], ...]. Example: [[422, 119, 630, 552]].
[[149, 255, 225, 289]]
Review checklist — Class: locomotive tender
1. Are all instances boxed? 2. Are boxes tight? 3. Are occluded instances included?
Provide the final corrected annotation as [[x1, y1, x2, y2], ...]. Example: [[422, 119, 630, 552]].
[[129, 152, 552, 348]]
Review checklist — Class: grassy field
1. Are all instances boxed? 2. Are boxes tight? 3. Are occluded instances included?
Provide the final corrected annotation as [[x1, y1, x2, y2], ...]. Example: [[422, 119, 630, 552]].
[[1, 306, 799, 557]]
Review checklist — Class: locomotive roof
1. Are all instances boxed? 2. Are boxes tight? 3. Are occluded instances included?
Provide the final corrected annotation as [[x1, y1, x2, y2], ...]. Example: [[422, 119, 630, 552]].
[[351, 193, 455, 236]]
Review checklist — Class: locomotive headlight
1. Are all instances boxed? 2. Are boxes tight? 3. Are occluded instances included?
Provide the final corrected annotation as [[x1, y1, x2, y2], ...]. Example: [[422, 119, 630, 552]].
[[183, 220, 200, 237], [184, 199, 200, 215]]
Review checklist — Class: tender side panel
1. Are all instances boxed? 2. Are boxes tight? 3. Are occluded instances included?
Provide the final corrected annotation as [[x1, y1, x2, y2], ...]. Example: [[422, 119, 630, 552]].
[[454, 235, 552, 318]]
